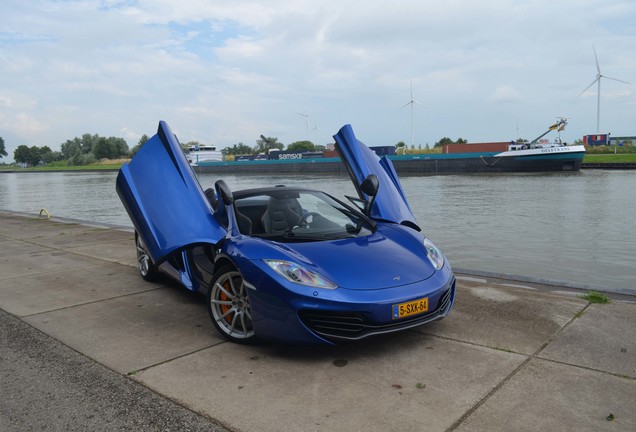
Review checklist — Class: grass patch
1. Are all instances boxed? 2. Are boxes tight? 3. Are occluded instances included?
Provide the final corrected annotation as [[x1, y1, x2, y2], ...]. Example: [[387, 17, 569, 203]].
[[580, 291, 610, 304], [0, 162, 125, 172], [583, 154, 636, 163]]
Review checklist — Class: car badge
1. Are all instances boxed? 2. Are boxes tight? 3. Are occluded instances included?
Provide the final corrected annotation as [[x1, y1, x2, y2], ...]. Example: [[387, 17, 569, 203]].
[[393, 276, 401, 281]]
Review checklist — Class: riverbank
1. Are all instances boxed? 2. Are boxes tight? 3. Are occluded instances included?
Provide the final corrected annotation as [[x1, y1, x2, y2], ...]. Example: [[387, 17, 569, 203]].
[[580, 154, 636, 169], [0, 163, 122, 173], [2, 153, 636, 173], [1, 211, 635, 431]]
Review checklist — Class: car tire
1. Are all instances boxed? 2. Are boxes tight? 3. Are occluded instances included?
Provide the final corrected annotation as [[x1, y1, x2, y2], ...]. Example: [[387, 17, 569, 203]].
[[135, 232, 158, 282], [207, 265, 255, 343]]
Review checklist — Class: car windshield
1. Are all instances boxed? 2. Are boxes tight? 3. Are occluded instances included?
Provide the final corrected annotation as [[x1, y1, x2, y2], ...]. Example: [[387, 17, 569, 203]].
[[233, 189, 372, 241]]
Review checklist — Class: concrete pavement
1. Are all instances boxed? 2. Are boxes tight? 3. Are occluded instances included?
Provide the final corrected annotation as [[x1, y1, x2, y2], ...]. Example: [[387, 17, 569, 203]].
[[1, 210, 634, 431]]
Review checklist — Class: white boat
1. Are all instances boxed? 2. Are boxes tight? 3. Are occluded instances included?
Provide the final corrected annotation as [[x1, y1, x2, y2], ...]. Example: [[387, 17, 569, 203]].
[[479, 118, 586, 170], [187, 144, 223, 166]]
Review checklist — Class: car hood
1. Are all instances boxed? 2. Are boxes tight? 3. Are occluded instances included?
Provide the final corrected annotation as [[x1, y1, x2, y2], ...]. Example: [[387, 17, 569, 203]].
[[116, 121, 226, 264], [334, 125, 419, 230], [262, 227, 436, 290]]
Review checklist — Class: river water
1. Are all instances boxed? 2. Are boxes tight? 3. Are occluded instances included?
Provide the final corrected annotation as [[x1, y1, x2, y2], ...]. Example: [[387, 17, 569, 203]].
[[1, 170, 634, 292]]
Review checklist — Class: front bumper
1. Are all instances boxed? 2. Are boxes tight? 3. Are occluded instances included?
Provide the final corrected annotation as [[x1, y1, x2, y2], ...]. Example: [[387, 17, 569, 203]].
[[243, 259, 456, 344], [298, 281, 455, 342]]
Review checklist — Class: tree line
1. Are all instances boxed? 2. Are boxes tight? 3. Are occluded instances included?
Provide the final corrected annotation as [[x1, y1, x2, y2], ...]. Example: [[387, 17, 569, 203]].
[[5, 133, 131, 166], [221, 136, 326, 156], [0, 132, 472, 167]]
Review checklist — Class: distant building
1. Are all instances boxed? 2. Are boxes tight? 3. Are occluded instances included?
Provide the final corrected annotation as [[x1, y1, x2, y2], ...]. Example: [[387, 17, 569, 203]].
[[609, 136, 635, 146], [583, 134, 610, 146], [583, 134, 635, 146]]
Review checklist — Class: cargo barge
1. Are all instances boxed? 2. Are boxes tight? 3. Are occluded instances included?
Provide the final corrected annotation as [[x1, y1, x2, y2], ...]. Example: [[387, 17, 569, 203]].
[[192, 119, 586, 176], [193, 148, 585, 176]]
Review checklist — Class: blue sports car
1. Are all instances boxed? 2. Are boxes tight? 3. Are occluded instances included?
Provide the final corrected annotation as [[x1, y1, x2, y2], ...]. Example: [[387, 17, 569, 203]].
[[116, 121, 455, 344]]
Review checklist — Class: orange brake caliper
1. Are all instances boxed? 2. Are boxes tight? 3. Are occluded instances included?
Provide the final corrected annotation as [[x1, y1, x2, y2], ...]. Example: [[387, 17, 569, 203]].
[[219, 280, 233, 324]]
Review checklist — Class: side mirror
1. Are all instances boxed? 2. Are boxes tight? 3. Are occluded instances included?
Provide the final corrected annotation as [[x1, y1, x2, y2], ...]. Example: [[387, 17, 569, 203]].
[[215, 180, 233, 205], [360, 174, 379, 197], [360, 174, 378, 215]]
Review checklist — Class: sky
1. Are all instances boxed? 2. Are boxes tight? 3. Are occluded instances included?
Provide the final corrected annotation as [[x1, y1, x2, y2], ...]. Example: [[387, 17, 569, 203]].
[[1, 0, 635, 161]]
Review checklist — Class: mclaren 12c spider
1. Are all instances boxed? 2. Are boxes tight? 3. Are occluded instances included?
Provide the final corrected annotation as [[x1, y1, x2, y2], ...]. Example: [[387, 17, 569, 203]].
[[116, 121, 455, 344]]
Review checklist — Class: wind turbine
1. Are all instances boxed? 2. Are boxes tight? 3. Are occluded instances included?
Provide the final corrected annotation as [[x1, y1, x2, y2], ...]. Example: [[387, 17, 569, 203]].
[[578, 46, 631, 133], [398, 80, 424, 148], [294, 111, 310, 138]]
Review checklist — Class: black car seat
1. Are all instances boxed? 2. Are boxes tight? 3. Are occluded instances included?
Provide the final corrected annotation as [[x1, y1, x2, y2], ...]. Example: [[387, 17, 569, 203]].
[[206, 186, 251, 235], [261, 197, 302, 234], [235, 211, 253, 235]]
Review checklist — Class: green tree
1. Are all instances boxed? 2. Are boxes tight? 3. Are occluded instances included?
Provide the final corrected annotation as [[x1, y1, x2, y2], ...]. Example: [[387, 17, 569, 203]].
[[287, 140, 316, 151], [68, 150, 95, 166], [109, 137, 129, 158], [28, 146, 42, 166], [60, 137, 81, 160], [254, 135, 283, 154], [39, 146, 56, 164], [13, 145, 31, 165], [434, 137, 454, 148], [79, 133, 97, 153], [222, 142, 253, 156], [0, 136, 7, 158], [60, 133, 128, 164], [93, 138, 111, 159], [92, 137, 128, 160]]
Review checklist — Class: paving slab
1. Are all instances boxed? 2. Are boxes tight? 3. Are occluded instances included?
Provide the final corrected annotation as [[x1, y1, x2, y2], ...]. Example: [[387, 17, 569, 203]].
[[119, 257, 139, 269], [23, 286, 225, 374], [26, 227, 132, 249], [0, 238, 52, 257], [454, 358, 636, 432], [0, 248, 103, 280], [0, 309, 229, 432], [0, 213, 40, 228], [67, 238, 136, 264], [135, 331, 526, 432], [0, 217, 97, 240], [419, 279, 587, 354], [0, 262, 158, 317], [539, 301, 636, 378]]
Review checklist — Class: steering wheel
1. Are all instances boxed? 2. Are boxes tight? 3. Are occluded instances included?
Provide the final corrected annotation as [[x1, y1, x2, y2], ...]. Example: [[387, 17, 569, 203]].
[[297, 212, 321, 228]]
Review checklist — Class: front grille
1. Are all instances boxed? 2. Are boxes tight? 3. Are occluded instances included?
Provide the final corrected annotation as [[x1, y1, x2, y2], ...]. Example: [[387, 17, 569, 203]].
[[299, 280, 455, 343]]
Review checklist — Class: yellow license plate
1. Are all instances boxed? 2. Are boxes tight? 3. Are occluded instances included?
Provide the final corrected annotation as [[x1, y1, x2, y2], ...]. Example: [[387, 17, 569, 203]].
[[392, 297, 428, 319]]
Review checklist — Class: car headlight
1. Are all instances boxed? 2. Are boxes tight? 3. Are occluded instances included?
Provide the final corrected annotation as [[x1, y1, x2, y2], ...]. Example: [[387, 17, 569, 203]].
[[424, 238, 445, 270], [264, 260, 337, 289]]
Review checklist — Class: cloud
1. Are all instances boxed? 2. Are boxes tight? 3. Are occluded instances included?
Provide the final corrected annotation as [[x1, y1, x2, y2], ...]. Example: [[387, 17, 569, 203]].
[[0, 0, 635, 151], [489, 85, 523, 103]]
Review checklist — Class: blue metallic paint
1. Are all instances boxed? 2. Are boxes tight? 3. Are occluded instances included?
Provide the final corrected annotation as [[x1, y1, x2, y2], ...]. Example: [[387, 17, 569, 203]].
[[116, 121, 226, 264], [243, 257, 455, 344], [334, 124, 419, 229], [117, 121, 455, 344]]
